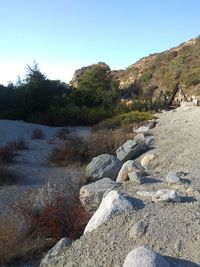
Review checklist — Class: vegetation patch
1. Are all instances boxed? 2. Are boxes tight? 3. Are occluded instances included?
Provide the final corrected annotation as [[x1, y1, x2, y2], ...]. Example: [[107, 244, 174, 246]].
[[31, 128, 45, 139]]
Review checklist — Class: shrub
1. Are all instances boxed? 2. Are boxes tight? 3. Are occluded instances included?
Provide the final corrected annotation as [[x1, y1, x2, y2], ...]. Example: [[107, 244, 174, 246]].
[[0, 145, 16, 163], [0, 164, 18, 185], [56, 128, 70, 140], [48, 136, 88, 165], [96, 111, 153, 129], [31, 128, 45, 139], [23, 196, 90, 240], [7, 138, 29, 150], [0, 215, 53, 266], [48, 128, 132, 165]]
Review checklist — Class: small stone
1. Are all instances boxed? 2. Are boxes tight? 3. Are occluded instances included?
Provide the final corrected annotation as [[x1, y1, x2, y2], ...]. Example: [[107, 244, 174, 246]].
[[128, 172, 143, 185], [141, 154, 156, 168], [116, 160, 147, 183], [152, 189, 181, 203], [166, 171, 181, 184], [129, 221, 148, 239]]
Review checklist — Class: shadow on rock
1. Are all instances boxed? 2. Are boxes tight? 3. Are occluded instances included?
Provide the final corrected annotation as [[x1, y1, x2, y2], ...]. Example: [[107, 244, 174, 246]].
[[143, 176, 162, 184], [126, 196, 145, 210], [165, 255, 200, 267]]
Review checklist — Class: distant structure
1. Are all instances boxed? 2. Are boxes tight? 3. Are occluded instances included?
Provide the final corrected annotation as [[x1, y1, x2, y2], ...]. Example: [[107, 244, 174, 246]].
[[167, 83, 199, 108]]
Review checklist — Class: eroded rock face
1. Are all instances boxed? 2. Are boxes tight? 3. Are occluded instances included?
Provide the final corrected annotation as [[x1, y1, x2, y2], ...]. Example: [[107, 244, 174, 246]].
[[116, 160, 147, 183], [84, 190, 134, 234], [123, 246, 170, 267], [86, 154, 123, 180], [39, 237, 71, 267], [79, 178, 119, 211]]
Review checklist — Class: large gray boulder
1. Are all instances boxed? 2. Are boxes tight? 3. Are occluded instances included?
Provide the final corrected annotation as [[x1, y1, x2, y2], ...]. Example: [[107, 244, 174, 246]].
[[123, 246, 170, 267], [79, 178, 119, 211], [116, 140, 149, 162], [86, 154, 122, 180], [84, 190, 134, 234], [116, 160, 147, 183], [39, 237, 71, 267]]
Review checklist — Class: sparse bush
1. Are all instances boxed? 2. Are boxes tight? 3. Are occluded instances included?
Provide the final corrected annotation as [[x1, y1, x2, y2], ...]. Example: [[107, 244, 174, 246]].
[[0, 164, 18, 185], [31, 128, 45, 139], [56, 128, 70, 140], [48, 128, 132, 165], [48, 136, 88, 165], [0, 145, 16, 163], [22, 195, 90, 240], [0, 215, 53, 266], [96, 111, 153, 129], [7, 138, 29, 150]]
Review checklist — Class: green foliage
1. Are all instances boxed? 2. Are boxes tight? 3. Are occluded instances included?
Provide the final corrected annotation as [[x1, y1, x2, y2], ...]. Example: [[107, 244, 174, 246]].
[[97, 111, 153, 129], [74, 64, 118, 109]]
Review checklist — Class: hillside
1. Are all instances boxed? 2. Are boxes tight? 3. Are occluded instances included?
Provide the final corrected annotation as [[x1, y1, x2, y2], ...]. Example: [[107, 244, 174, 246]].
[[71, 36, 200, 100]]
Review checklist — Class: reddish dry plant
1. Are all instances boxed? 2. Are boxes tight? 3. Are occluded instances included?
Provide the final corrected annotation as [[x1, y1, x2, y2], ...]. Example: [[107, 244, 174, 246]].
[[18, 195, 90, 241], [31, 128, 45, 139]]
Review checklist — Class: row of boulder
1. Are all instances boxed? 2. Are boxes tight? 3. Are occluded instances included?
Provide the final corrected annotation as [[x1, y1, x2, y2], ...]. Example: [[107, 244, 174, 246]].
[[40, 119, 187, 267]]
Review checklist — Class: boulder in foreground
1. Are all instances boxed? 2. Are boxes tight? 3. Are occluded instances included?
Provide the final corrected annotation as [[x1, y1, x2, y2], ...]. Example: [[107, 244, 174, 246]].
[[86, 154, 122, 180], [84, 190, 134, 234], [79, 178, 119, 211], [123, 245, 170, 267]]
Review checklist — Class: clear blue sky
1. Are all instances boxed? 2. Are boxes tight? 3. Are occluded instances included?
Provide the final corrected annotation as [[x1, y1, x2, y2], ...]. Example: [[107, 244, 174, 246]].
[[1, 0, 200, 85]]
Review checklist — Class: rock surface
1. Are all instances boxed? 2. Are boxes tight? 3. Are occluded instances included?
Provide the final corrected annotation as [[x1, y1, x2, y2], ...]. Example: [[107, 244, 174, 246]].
[[123, 246, 170, 267], [39, 237, 71, 267], [79, 178, 119, 211], [86, 154, 122, 180], [84, 190, 134, 234], [128, 172, 143, 185], [116, 160, 147, 183], [166, 171, 181, 184], [141, 154, 156, 167], [116, 140, 149, 162]]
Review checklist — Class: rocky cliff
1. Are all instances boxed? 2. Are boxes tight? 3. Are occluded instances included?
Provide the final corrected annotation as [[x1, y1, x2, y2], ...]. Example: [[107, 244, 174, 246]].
[[71, 36, 200, 99]]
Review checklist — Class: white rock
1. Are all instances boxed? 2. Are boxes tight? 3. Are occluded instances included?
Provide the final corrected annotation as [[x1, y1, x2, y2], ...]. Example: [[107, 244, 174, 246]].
[[116, 160, 147, 183], [123, 246, 170, 267], [134, 126, 150, 134], [39, 237, 71, 267], [141, 154, 156, 167], [152, 189, 181, 203], [137, 191, 155, 197], [79, 178, 119, 211], [166, 171, 181, 184], [84, 190, 134, 234], [86, 154, 122, 180]]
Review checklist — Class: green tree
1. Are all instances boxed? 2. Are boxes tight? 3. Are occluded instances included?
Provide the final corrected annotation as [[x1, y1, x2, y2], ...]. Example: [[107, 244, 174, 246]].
[[72, 64, 118, 109]]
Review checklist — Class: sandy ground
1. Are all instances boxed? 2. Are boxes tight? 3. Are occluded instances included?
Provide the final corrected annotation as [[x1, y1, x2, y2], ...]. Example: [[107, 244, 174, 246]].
[[0, 120, 91, 215], [49, 107, 200, 267]]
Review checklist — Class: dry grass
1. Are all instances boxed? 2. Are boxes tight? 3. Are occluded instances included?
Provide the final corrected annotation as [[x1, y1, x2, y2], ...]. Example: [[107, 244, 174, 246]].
[[0, 145, 16, 163], [48, 127, 132, 165], [31, 128, 45, 139], [7, 138, 29, 150], [0, 164, 18, 185], [0, 215, 53, 266]]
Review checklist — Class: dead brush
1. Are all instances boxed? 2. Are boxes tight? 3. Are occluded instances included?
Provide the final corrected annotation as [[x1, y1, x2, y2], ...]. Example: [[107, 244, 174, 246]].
[[0, 144, 16, 163], [0, 215, 53, 266], [48, 127, 131, 165], [31, 128, 45, 139], [7, 138, 29, 150], [0, 164, 18, 185]]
